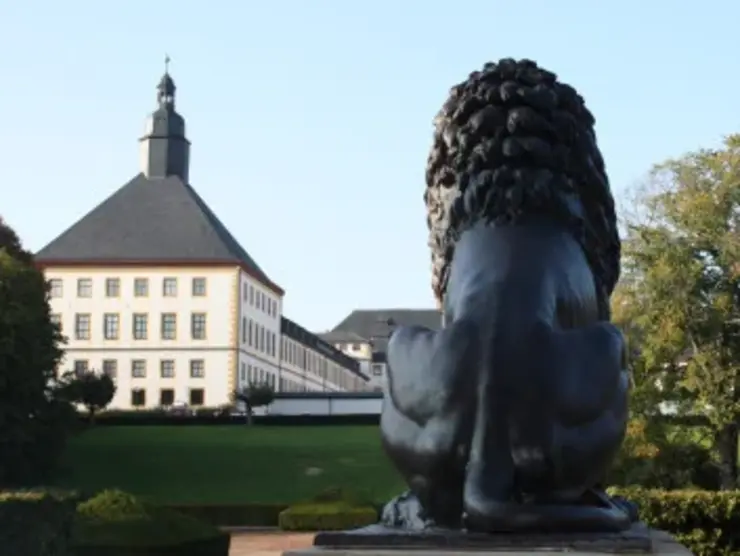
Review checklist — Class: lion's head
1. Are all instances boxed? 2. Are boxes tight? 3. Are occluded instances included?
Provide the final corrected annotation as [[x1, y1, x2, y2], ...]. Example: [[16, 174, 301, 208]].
[[424, 58, 620, 319]]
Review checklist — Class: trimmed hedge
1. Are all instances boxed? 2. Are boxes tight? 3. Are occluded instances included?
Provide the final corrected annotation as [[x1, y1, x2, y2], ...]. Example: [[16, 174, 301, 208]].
[[279, 502, 378, 531], [610, 487, 740, 556], [71, 489, 230, 556], [0, 490, 77, 556], [171, 503, 288, 527], [90, 411, 380, 427]]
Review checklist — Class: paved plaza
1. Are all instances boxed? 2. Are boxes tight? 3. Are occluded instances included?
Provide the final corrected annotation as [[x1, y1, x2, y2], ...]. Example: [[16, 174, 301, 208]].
[[229, 530, 313, 556]]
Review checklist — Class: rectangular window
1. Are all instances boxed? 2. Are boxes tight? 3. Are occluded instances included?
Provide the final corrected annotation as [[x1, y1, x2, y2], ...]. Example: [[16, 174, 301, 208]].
[[105, 278, 120, 297], [134, 278, 149, 297], [260, 327, 265, 351], [102, 359, 117, 378], [240, 362, 246, 382], [372, 364, 384, 376], [131, 389, 146, 407], [241, 317, 247, 343], [77, 278, 92, 298], [249, 286, 254, 305], [161, 313, 177, 340], [256, 291, 262, 310], [160, 359, 175, 378], [74, 313, 91, 340], [50, 313, 62, 330], [159, 389, 175, 406], [133, 313, 148, 340], [162, 277, 178, 297], [103, 313, 119, 340], [73, 360, 89, 376], [242, 283, 248, 301], [131, 359, 146, 378], [192, 277, 207, 296], [248, 320, 253, 346], [49, 279, 63, 298], [189, 388, 205, 406], [191, 313, 207, 340], [189, 359, 205, 378]]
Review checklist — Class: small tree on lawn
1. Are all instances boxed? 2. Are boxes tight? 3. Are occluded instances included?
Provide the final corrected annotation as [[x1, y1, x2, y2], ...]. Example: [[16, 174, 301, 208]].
[[232, 382, 275, 425], [58, 370, 116, 424]]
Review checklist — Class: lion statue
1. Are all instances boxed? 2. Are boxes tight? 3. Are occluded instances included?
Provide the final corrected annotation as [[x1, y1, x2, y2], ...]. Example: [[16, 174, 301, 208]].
[[379, 58, 635, 533]]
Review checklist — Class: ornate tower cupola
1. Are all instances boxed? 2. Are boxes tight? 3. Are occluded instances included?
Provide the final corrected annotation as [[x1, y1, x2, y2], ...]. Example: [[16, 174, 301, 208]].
[[139, 56, 190, 182]]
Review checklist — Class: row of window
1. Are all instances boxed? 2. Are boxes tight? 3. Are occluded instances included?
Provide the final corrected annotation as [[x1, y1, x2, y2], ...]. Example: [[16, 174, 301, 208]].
[[281, 336, 361, 390], [279, 377, 304, 392], [49, 277, 207, 299], [57, 312, 208, 341], [240, 363, 276, 389], [73, 358, 206, 379], [336, 342, 365, 352], [131, 388, 205, 407], [242, 282, 278, 318], [241, 318, 277, 357], [237, 364, 315, 393], [281, 336, 331, 376]]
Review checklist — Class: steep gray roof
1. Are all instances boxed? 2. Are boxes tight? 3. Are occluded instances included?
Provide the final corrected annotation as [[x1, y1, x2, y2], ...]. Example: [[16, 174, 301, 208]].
[[319, 330, 370, 344], [329, 308, 442, 353], [36, 173, 282, 293]]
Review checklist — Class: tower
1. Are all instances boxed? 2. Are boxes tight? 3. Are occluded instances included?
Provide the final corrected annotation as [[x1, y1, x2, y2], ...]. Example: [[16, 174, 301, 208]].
[[138, 57, 191, 182]]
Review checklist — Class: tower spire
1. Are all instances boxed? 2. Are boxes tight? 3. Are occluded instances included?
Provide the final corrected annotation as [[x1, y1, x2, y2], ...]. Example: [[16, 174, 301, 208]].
[[139, 62, 190, 181]]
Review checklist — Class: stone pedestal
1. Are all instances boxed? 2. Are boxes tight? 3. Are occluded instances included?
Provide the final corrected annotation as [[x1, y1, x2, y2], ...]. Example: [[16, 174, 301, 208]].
[[282, 523, 694, 555]]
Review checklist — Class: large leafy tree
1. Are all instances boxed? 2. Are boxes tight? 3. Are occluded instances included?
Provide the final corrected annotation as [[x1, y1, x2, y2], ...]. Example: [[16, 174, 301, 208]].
[[616, 135, 740, 489], [0, 217, 73, 486]]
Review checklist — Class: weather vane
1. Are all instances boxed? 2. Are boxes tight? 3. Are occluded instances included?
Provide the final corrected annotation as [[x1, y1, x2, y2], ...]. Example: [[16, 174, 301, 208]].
[[164, 54, 171, 73]]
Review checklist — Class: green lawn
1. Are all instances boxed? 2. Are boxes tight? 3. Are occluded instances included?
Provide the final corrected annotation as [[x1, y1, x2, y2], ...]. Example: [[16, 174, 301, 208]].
[[54, 426, 404, 505]]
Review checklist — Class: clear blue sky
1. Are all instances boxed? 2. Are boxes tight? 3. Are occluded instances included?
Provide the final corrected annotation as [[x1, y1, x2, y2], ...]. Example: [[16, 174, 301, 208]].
[[1, 1, 737, 331]]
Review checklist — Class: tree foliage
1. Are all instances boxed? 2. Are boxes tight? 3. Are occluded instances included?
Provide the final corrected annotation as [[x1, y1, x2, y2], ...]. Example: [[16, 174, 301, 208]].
[[57, 370, 116, 423], [232, 382, 275, 425], [0, 217, 72, 486], [615, 135, 740, 489]]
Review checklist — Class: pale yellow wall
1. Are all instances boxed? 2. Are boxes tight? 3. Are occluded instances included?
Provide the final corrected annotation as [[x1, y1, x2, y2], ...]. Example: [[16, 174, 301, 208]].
[[45, 265, 240, 409]]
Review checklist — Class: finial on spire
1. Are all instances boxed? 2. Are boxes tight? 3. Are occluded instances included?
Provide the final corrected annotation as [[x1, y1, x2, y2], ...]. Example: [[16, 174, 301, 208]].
[[164, 54, 171, 74]]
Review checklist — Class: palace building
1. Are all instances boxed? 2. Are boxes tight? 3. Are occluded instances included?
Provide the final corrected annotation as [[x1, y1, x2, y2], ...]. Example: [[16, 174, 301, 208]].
[[320, 308, 442, 391], [36, 67, 368, 409]]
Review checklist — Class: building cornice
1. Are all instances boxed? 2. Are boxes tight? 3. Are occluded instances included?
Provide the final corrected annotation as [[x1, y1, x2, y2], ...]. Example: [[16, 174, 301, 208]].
[[36, 259, 285, 296]]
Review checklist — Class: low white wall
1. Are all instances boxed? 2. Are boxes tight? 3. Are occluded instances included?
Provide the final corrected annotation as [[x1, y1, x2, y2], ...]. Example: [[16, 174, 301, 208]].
[[253, 394, 383, 416]]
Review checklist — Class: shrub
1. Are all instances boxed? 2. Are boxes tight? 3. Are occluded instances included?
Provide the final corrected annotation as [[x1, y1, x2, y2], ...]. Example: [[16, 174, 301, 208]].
[[278, 501, 378, 531], [57, 371, 116, 424], [92, 411, 380, 426], [71, 489, 231, 556], [0, 490, 77, 556], [609, 419, 720, 490], [171, 503, 287, 527], [610, 487, 740, 556]]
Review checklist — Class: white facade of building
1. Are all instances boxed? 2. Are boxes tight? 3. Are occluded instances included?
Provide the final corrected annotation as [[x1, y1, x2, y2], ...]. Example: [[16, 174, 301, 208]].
[[46, 266, 237, 409], [44, 265, 369, 410], [236, 271, 282, 392]]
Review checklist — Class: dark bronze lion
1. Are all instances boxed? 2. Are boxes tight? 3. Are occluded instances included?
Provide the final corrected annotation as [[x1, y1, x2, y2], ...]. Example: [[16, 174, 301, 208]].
[[380, 58, 635, 533]]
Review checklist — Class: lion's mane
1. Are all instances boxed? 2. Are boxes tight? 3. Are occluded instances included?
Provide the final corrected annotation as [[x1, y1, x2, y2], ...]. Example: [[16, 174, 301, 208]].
[[424, 58, 620, 319]]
